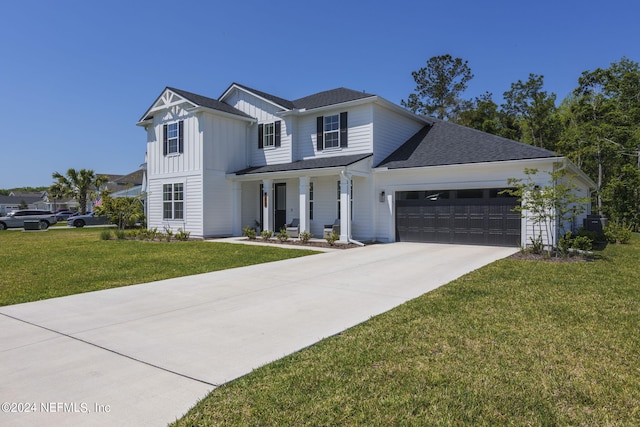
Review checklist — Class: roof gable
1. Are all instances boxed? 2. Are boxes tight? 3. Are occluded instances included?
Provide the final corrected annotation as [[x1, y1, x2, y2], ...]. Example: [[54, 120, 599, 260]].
[[139, 87, 252, 122], [220, 83, 296, 110], [219, 84, 377, 113], [377, 120, 558, 169]]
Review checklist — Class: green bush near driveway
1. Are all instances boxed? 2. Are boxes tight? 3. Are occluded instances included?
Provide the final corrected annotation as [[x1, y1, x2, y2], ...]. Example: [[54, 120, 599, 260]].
[[174, 234, 640, 426], [0, 228, 317, 306]]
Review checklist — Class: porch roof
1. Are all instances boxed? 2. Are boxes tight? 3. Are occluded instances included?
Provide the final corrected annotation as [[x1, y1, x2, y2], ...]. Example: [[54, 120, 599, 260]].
[[233, 153, 373, 176]]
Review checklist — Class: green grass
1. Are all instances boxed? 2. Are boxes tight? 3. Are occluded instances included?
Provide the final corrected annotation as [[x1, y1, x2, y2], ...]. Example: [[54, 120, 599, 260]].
[[0, 228, 316, 306], [174, 236, 640, 426]]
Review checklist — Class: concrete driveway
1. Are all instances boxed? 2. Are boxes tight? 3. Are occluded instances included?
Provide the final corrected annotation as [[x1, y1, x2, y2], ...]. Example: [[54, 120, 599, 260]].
[[0, 242, 517, 426]]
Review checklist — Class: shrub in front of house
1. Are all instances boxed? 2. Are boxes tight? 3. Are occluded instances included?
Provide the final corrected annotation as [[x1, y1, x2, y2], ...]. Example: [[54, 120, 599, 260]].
[[175, 228, 190, 241], [604, 221, 632, 244], [261, 229, 273, 241], [325, 231, 339, 246], [243, 226, 257, 240], [276, 228, 289, 243], [299, 230, 312, 244]]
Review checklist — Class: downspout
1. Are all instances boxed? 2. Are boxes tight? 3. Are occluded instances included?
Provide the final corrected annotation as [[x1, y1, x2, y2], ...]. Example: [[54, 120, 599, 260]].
[[340, 170, 365, 247]]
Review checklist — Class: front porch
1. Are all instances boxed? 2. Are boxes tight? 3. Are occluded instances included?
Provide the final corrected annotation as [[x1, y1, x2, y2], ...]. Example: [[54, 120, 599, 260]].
[[229, 154, 374, 243]]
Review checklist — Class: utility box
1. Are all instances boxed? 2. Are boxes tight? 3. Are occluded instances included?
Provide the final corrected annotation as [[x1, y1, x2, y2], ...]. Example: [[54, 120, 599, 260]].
[[583, 214, 608, 234], [23, 220, 41, 231]]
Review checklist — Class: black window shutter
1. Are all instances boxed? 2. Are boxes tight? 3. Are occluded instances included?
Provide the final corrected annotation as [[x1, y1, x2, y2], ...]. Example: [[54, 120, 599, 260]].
[[275, 121, 281, 147], [163, 124, 168, 156], [316, 116, 324, 151], [178, 120, 184, 153], [340, 112, 348, 148], [258, 124, 264, 149]]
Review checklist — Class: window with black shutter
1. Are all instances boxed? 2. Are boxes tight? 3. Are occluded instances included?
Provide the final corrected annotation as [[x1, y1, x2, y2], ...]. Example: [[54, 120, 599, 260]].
[[259, 120, 281, 149], [317, 112, 348, 151], [163, 120, 184, 155]]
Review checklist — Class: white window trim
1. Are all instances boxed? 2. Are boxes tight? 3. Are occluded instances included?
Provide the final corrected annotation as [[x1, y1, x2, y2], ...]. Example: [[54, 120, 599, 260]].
[[263, 122, 275, 148], [166, 122, 180, 154], [324, 114, 340, 150], [163, 182, 185, 220]]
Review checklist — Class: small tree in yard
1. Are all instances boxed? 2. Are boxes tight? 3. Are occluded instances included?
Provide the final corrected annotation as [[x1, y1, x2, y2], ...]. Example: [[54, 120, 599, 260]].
[[502, 167, 589, 256], [95, 196, 144, 230]]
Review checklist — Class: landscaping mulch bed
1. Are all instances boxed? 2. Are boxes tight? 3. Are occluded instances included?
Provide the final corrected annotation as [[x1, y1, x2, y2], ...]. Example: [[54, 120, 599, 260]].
[[508, 251, 589, 262], [243, 238, 361, 249]]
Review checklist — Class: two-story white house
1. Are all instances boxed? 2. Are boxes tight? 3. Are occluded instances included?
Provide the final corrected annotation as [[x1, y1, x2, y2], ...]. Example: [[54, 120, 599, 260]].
[[137, 83, 594, 247]]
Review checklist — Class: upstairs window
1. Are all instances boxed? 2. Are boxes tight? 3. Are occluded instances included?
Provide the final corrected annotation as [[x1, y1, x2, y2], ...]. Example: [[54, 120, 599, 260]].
[[263, 123, 275, 147], [324, 115, 340, 148], [316, 112, 348, 151], [163, 121, 184, 155], [258, 121, 281, 149]]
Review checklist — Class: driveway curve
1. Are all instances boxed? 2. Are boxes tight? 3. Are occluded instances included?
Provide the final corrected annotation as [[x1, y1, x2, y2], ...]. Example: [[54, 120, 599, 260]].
[[0, 242, 517, 426]]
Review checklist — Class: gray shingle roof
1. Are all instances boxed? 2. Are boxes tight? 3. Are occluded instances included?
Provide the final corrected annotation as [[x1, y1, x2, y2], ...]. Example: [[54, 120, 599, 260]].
[[166, 87, 253, 119], [377, 119, 558, 169], [228, 83, 296, 110], [234, 154, 372, 175], [224, 84, 376, 111], [0, 195, 43, 204], [291, 88, 375, 110]]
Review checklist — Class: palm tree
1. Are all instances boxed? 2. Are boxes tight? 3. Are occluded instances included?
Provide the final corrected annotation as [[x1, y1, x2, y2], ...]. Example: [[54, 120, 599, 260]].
[[51, 169, 108, 214]]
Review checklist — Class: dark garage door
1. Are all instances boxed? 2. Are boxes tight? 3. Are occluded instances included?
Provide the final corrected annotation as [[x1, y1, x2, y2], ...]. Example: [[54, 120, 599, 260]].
[[395, 189, 521, 246]]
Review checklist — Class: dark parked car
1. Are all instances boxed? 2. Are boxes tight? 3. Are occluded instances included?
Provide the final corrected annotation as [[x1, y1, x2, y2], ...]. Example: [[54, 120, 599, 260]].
[[0, 210, 58, 230], [67, 212, 111, 228]]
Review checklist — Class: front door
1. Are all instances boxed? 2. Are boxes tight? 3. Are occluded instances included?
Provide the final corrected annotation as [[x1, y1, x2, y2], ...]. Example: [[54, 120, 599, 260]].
[[274, 183, 287, 231]]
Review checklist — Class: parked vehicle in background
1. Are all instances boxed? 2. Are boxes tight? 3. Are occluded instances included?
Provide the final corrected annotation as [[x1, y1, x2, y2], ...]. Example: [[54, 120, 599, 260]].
[[55, 210, 75, 221], [0, 210, 58, 230], [67, 212, 111, 228]]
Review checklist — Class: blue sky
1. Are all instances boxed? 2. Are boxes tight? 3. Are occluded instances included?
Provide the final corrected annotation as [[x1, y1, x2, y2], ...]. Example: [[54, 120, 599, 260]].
[[1, 0, 638, 188]]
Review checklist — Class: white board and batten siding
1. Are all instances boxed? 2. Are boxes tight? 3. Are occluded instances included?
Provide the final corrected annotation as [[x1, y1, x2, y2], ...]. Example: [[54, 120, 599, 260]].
[[225, 89, 293, 167], [147, 107, 202, 177], [200, 112, 248, 173]]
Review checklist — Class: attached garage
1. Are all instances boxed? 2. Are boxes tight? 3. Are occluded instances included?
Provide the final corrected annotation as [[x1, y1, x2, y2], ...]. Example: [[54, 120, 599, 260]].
[[395, 188, 521, 246]]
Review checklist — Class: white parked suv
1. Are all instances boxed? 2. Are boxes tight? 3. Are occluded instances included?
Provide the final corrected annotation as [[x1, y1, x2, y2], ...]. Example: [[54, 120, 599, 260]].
[[0, 210, 58, 230]]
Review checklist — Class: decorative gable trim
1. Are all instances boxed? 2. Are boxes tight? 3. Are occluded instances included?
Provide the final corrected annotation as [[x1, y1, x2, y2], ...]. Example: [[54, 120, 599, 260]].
[[138, 87, 255, 125]]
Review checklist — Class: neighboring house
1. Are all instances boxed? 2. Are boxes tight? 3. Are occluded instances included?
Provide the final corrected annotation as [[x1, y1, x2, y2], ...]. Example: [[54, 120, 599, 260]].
[[103, 169, 145, 199], [137, 84, 595, 247], [1, 193, 47, 214]]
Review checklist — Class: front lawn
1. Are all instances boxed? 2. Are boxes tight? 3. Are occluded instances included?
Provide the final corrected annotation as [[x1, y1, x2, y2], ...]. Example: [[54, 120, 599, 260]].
[[174, 236, 640, 426], [0, 228, 317, 306]]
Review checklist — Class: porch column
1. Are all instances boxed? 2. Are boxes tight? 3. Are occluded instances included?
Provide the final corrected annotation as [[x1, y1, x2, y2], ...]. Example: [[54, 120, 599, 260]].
[[262, 179, 272, 232], [231, 181, 242, 236], [339, 172, 351, 242], [298, 176, 310, 235]]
